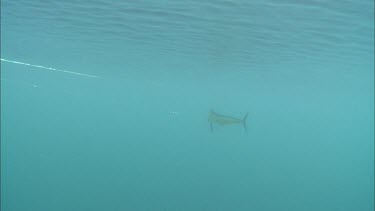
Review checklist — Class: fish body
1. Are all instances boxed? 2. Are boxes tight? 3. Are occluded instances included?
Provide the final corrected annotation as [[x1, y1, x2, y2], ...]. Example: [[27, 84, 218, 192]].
[[208, 110, 248, 132]]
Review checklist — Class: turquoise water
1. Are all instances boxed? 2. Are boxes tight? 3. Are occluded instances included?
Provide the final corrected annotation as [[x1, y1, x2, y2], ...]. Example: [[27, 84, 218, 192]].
[[1, 0, 374, 210]]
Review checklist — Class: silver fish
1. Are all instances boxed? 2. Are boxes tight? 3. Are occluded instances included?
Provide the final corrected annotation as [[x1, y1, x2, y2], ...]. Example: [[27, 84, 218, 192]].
[[208, 110, 248, 132]]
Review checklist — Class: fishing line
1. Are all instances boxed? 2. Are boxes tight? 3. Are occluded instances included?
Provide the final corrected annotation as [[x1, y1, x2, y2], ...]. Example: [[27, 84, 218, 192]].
[[0, 58, 100, 78]]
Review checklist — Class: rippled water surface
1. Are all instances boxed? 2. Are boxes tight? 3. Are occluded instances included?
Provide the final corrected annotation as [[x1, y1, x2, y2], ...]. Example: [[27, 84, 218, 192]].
[[1, 0, 374, 210]]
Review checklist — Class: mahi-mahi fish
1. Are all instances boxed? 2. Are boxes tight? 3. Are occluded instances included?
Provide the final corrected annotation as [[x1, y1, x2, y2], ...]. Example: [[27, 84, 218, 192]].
[[208, 110, 248, 132]]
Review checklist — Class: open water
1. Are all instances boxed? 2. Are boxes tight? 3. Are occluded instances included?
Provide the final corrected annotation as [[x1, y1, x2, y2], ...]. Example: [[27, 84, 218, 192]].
[[1, 0, 374, 210]]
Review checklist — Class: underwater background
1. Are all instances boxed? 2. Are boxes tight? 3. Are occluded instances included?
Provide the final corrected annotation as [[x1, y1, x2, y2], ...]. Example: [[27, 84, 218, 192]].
[[1, 0, 374, 210]]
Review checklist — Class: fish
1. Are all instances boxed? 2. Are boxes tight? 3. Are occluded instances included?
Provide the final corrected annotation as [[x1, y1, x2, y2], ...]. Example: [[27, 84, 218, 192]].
[[208, 110, 248, 132]]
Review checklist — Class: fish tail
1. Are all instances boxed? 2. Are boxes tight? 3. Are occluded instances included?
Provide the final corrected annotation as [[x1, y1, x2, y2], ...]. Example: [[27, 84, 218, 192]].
[[242, 112, 249, 132]]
